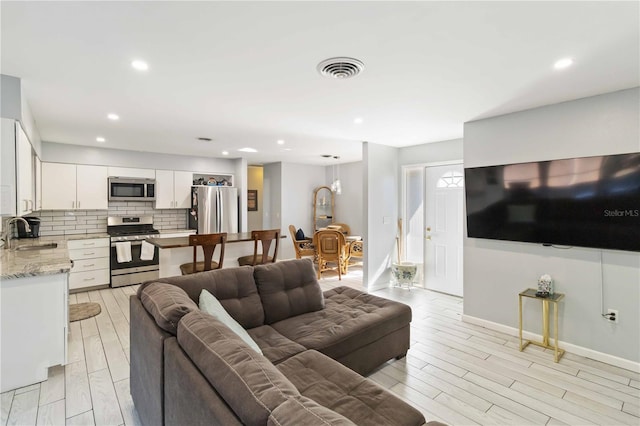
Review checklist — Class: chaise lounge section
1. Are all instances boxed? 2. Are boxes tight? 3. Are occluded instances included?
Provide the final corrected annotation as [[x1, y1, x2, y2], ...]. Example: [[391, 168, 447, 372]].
[[130, 258, 427, 425]]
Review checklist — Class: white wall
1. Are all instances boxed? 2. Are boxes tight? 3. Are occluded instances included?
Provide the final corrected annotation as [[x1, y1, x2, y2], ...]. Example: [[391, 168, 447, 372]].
[[463, 88, 640, 363], [247, 166, 264, 231], [332, 161, 363, 236], [364, 142, 399, 291], [262, 162, 281, 231], [280, 162, 326, 259]]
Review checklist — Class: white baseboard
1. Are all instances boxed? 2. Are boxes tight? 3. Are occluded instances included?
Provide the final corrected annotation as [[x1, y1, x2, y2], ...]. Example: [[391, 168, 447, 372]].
[[461, 314, 640, 373]]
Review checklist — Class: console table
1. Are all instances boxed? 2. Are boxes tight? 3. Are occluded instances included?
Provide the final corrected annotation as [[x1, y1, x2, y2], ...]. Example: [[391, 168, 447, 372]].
[[518, 288, 565, 362]]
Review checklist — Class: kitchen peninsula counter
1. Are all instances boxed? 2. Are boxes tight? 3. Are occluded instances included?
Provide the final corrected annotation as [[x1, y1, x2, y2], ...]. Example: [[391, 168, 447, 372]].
[[146, 232, 275, 249], [147, 233, 286, 277]]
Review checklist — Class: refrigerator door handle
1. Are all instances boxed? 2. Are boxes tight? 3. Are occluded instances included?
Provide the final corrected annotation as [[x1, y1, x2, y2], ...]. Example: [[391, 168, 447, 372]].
[[218, 189, 223, 232]]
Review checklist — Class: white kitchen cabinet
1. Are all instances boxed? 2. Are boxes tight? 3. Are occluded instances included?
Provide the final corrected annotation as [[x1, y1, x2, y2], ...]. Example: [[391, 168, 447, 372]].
[[16, 122, 34, 215], [68, 237, 110, 291], [42, 163, 108, 210], [108, 166, 155, 179], [42, 163, 76, 210], [1, 272, 68, 392], [155, 169, 192, 209], [76, 165, 108, 209]]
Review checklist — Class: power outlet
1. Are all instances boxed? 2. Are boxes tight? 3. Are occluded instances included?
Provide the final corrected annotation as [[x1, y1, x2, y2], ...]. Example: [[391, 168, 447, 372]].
[[606, 309, 619, 324]]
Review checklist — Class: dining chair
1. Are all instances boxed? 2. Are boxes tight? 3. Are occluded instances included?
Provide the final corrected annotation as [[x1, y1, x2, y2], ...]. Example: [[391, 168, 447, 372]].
[[329, 222, 351, 235], [237, 229, 280, 266], [288, 225, 315, 260], [313, 229, 351, 280], [179, 233, 227, 275]]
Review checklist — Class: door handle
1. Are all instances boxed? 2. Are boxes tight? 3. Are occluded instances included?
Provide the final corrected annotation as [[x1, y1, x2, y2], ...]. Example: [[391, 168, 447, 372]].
[[425, 236, 432, 240]]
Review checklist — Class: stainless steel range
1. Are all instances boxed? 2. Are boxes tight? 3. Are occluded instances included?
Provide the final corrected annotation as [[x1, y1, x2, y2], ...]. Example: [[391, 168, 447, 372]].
[[107, 216, 160, 287]]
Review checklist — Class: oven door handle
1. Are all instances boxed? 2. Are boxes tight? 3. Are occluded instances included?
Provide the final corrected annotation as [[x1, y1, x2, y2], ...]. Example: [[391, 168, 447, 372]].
[[111, 241, 146, 247]]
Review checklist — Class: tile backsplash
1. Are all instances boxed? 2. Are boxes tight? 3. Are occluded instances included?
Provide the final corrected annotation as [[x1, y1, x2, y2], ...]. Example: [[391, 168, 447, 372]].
[[36, 202, 188, 236]]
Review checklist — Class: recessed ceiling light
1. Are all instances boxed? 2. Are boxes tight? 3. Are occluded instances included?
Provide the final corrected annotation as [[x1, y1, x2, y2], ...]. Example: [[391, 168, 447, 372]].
[[277, 139, 285, 145], [222, 151, 229, 156], [107, 113, 120, 121], [354, 117, 363, 124], [554, 58, 574, 70], [96, 136, 106, 143], [283, 148, 292, 151], [131, 60, 149, 71], [238, 147, 257, 153]]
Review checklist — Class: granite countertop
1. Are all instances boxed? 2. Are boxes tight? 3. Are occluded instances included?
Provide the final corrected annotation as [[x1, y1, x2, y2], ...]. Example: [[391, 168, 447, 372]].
[[0, 233, 110, 280]]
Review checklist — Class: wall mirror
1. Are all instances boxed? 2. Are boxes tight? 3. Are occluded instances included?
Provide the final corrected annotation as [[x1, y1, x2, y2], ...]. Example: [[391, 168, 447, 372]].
[[313, 186, 334, 231]]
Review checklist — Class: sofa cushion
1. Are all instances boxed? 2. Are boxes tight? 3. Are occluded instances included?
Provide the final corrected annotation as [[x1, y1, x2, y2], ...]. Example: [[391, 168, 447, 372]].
[[199, 289, 262, 354], [268, 396, 356, 426], [271, 286, 411, 360], [177, 311, 299, 425], [247, 325, 306, 364], [138, 282, 198, 335], [154, 266, 265, 328], [253, 259, 324, 324], [277, 350, 425, 426]]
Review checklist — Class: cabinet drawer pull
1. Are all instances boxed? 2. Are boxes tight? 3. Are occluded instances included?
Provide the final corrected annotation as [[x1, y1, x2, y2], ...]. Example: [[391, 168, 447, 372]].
[[83, 264, 95, 268], [83, 252, 95, 256], [83, 277, 95, 282], [83, 242, 95, 246]]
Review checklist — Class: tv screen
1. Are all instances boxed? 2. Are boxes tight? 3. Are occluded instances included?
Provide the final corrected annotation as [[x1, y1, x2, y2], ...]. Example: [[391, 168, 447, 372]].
[[465, 152, 640, 252]]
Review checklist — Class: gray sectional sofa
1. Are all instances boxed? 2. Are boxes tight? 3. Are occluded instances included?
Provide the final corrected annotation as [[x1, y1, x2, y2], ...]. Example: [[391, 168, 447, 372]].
[[130, 258, 433, 425]]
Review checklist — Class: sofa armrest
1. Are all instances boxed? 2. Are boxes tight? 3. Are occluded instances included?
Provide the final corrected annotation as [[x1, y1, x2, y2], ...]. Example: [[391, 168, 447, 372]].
[[130, 295, 171, 426]]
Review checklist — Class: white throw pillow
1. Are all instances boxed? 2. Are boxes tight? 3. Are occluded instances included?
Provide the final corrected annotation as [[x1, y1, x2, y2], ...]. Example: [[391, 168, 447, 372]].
[[199, 289, 263, 355]]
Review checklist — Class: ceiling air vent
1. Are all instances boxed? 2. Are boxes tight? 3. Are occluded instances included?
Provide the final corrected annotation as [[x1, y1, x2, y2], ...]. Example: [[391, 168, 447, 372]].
[[317, 57, 365, 79]]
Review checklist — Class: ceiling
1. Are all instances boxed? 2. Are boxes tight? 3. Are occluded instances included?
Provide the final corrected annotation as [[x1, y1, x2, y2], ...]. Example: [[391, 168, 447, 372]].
[[1, 1, 638, 166]]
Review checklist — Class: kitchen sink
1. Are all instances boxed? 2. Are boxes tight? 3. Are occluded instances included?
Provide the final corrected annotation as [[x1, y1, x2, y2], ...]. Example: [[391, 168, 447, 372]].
[[14, 243, 58, 251]]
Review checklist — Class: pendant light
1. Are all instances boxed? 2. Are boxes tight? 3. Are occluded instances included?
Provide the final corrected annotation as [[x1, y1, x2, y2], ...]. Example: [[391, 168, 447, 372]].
[[330, 156, 342, 195]]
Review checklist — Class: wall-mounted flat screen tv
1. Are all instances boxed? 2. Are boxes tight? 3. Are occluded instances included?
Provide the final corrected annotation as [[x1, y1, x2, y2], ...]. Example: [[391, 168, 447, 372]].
[[465, 152, 640, 252]]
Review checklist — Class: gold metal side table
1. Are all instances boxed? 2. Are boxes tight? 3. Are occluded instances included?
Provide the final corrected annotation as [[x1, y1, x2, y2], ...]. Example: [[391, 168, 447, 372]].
[[518, 288, 565, 362]]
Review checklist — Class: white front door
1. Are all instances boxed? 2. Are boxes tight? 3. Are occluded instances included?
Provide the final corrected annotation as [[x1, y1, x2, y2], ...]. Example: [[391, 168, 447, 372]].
[[424, 164, 464, 296]]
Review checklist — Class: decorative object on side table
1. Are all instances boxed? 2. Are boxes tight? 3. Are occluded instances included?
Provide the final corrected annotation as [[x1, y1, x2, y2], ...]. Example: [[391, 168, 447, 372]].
[[536, 274, 553, 297], [391, 219, 417, 289]]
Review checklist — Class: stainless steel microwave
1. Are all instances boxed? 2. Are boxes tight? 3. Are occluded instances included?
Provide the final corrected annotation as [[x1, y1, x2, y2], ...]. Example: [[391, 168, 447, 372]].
[[108, 177, 156, 201]]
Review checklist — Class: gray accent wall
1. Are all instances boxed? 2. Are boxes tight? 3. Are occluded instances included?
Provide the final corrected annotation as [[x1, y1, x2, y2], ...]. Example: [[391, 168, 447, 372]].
[[463, 87, 640, 362], [398, 138, 463, 166]]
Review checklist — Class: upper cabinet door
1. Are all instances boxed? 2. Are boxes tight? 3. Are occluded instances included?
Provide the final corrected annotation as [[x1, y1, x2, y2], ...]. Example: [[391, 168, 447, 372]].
[[174, 171, 193, 209], [154, 169, 174, 208], [107, 167, 155, 179], [16, 123, 34, 215], [42, 163, 76, 210], [77, 165, 108, 210]]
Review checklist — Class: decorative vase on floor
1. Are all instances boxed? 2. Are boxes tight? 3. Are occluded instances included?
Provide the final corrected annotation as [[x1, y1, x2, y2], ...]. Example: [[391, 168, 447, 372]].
[[391, 262, 417, 289]]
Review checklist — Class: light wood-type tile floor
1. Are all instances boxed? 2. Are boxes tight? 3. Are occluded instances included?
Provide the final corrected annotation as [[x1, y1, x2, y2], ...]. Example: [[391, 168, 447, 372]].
[[2, 266, 639, 425]]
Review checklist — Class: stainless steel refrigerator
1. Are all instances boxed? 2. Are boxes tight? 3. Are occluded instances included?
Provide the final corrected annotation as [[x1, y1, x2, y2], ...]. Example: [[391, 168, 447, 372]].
[[189, 186, 238, 234]]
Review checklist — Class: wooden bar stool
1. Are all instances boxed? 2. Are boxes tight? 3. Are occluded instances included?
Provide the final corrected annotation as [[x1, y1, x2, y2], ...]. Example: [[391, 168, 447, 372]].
[[179, 233, 227, 275], [237, 229, 280, 266]]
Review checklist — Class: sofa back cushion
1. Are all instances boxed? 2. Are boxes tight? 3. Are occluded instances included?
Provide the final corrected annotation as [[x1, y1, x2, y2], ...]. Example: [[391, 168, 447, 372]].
[[152, 266, 265, 328], [138, 282, 198, 334], [177, 311, 299, 425], [253, 259, 324, 324]]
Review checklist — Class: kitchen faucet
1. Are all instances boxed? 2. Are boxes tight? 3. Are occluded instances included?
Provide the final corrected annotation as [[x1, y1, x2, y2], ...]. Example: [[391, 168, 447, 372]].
[[2, 217, 31, 250]]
